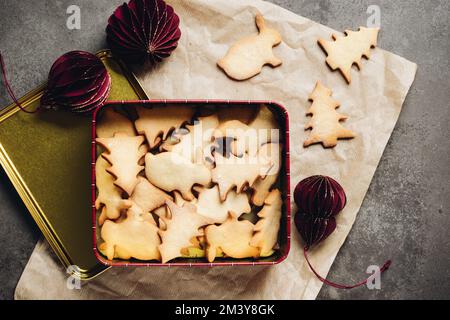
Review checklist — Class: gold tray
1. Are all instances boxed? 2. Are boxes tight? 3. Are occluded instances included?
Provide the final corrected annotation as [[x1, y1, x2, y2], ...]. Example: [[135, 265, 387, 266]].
[[0, 49, 148, 279]]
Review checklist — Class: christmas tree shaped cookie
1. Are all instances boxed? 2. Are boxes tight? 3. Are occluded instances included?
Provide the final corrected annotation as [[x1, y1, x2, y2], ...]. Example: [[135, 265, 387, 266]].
[[250, 189, 282, 257], [158, 200, 212, 263], [304, 82, 355, 148], [134, 106, 195, 149], [95, 156, 133, 225], [251, 143, 281, 206], [318, 27, 379, 83], [96, 133, 146, 195]]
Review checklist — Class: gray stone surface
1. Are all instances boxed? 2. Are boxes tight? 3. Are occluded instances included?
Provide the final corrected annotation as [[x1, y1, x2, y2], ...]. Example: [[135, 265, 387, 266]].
[[0, 0, 448, 300]]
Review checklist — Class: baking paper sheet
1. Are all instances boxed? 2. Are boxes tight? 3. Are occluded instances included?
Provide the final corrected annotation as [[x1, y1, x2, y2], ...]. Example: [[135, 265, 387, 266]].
[[15, 0, 416, 300]]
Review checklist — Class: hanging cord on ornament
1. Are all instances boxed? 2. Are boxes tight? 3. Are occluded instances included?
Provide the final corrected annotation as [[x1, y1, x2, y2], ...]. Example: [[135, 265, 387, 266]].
[[303, 246, 391, 289], [294, 175, 392, 289], [0, 51, 38, 113]]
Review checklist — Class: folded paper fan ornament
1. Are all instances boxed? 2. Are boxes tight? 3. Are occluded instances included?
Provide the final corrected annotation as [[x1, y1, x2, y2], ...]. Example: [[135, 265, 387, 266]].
[[294, 175, 346, 248], [294, 175, 391, 289], [0, 50, 111, 114], [41, 51, 111, 113], [106, 0, 181, 65]]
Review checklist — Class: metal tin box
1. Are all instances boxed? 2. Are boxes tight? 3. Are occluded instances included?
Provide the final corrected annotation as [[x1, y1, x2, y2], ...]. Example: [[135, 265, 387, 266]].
[[92, 100, 291, 266], [0, 50, 148, 279]]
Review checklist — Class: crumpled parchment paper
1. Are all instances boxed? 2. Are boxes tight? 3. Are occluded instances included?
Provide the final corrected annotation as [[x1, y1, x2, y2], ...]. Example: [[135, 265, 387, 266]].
[[15, 0, 416, 300]]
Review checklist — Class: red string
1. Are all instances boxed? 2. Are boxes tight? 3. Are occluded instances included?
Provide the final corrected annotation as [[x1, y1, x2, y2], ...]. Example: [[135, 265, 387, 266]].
[[0, 51, 38, 113], [303, 246, 391, 289]]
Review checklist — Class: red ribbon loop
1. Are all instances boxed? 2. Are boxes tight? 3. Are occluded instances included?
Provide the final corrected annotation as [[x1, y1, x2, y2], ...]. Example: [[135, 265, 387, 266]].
[[0, 51, 38, 114], [303, 247, 391, 290]]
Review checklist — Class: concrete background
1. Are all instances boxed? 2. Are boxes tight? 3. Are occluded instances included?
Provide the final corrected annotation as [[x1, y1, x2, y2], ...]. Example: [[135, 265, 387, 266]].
[[0, 0, 449, 300]]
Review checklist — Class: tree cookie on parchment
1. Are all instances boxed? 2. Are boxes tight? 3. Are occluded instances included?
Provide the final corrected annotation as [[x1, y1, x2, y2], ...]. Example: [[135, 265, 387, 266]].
[[319, 27, 379, 83], [304, 82, 355, 148]]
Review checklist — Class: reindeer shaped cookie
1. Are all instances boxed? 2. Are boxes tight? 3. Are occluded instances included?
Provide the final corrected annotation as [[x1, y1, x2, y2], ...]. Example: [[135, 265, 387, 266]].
[[218, 13, 282, 80]]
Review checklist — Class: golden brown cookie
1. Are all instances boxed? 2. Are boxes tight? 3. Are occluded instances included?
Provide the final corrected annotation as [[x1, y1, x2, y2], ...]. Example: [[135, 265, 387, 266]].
[[212, 152, 272, 201], [214, 105, 279, 156], [163, 114, 219, 165], [158, 200, 212, 263], [304, 82, 355, 148], [96, 133, 146, 195], [95, 156, 133, 224], [195, 185, 251, 223], [205, 214, 259, 262], [145, 152, 212, 201], [251, 143, 281, 206], [130, 176, 173, 214], [233, 104, 280, 156], [318, 27, 379, 83], [217, 105, 257, 124], [134, 106, 195, 149], [101, 204, 161, 261], [250, 189, 282, 256], [218, 14, 282, 80], [96, 108, 136, 138]]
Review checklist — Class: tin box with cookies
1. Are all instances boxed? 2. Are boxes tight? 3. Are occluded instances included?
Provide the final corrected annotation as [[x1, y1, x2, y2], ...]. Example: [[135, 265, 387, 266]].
[[93, 100, 291, 266]]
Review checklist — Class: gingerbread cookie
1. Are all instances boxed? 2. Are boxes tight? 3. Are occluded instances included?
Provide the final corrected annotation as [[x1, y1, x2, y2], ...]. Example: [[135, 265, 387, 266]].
[[214, 119, 249, 141], [250, 189, 282, 257], [212, 152, 272, 201], [96, 133, 146, 195], [145, 152, 211, 201], [101, 204, 161, 261], [214, 105, 279, 156], [217, 105, 257, 124], [304, 82, 355, 148], [213, 119, 249, 156], [218, 14, 282, 80], [195, 185, 251, 223], [251, 143, 281, 206], [154, 191, 196, 231], [158, 200, 212, 263], [130, 177, 173, 214], [158, 127, 189, 152], [134, 106, 195, 149], [233, 104, 279, 156], [95, 156, 133, 224], [96, 108, 136, 138], [318, 27, 379, 83], [205, 214, 259, 262], [163, 114, 219, 165]]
